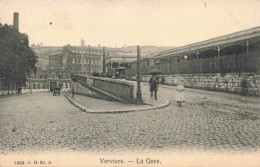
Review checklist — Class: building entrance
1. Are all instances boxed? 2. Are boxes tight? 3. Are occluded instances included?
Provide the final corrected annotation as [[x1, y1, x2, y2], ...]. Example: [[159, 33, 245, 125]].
[[50, 82, 58, 91]]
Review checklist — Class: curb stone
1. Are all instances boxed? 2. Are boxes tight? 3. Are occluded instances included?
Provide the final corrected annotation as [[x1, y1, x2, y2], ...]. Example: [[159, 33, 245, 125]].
[[64, 94, 170, 114]]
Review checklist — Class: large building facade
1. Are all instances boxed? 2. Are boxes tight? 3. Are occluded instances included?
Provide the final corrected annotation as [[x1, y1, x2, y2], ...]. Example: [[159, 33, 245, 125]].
[[55, 45, 104, 75], [26, 66, 71, 91], [26, 45, 105, 91]]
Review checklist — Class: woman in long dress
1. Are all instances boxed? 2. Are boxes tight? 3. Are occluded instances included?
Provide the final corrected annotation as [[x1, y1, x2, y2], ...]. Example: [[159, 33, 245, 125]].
[[175, 84, 184, 107]]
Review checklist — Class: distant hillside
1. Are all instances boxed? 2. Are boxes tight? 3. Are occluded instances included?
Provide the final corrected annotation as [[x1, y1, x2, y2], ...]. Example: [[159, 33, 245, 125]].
[[31, 46, 63, 67], [120, 46, 176, 53], [106, 45, 176, 58]]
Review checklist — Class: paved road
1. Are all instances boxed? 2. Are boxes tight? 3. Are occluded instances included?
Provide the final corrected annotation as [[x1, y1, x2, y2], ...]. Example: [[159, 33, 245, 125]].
[[0, 84, 260, 154]]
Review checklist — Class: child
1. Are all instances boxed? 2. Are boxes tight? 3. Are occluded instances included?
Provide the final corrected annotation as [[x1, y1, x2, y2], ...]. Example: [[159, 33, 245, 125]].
[[175, 84, 184, 107]]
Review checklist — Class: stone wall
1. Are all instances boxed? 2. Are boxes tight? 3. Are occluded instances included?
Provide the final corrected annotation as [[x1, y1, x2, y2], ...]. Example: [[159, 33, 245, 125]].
[[74, 75, 135, 103], [73, 80, 108, 100], [141, 73, 260, 96]]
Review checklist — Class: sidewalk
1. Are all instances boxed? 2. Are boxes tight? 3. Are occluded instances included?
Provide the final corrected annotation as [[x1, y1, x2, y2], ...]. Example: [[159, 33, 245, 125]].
[[0, 93, 32, 101], [0, 89, 50, 101], [143, 82, 260, 103], [64, 90, 170, 113]]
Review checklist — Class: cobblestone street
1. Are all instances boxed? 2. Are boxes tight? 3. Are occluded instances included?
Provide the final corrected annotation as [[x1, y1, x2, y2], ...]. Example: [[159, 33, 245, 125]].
[[0, 84, 260, 154]]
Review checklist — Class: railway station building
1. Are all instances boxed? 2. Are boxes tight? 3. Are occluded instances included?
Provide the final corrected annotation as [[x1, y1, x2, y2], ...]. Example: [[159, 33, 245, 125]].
[[126, 26, 260, 96]]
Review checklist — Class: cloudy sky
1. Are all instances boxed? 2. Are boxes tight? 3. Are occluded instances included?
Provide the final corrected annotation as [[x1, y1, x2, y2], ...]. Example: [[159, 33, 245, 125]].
[[0, 0, 259, 47]]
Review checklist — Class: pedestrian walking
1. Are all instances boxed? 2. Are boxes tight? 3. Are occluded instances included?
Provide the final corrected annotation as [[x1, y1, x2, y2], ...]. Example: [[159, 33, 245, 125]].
[[175, 84, 184, 107], [149, 75, 159, 100]]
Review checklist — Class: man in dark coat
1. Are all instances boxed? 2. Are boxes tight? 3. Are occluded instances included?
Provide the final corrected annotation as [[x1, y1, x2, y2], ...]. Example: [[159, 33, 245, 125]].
[[149, 75, 159, 100]]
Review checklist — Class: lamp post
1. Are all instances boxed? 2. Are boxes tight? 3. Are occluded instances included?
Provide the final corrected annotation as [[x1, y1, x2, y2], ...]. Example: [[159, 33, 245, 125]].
[[30, 82, 32, 94], [103, 46, 106, 75], [60, 55, 62, 69], [72, 75, 75, 98], [88, 45, 91, 75], [136, 45, 143, 104]]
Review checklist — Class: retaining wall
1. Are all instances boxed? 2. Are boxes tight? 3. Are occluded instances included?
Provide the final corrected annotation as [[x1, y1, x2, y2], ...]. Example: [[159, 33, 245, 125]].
[[74, 75, 135, 103], [141, 73, 260, 96]]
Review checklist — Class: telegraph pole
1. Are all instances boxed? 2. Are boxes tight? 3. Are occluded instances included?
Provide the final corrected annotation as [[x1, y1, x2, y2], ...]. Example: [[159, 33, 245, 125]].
[[136, 45, 143, 104], [88, 45, 91, 75], [103, 46, 106, 75], [72, 76, 74, 98]]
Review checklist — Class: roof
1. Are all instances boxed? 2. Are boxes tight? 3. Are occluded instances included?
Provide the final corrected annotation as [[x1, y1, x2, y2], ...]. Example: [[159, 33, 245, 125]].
[[49, 52, 62, 56], [65, 46, 103, 55], [154, 26, 260, 58]]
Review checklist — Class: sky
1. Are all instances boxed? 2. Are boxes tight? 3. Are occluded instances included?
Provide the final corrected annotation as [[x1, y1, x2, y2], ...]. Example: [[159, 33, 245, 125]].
[[0, 0, 259, 47]]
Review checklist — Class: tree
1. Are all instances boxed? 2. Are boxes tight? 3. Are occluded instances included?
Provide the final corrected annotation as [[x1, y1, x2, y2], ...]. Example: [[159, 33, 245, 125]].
[[0, 23, 38, 94]]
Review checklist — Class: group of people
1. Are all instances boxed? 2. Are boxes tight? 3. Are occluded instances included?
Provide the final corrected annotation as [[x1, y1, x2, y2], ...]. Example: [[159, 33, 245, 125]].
[[149, 75, 184, 107]]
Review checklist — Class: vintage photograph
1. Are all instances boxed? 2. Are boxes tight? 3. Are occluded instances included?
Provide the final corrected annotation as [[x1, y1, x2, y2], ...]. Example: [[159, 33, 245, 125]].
[[0, 0, 260, 166]]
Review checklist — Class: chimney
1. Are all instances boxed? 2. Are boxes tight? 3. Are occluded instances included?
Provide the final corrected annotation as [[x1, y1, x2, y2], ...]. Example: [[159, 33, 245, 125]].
[[13, 12, 19, 31]]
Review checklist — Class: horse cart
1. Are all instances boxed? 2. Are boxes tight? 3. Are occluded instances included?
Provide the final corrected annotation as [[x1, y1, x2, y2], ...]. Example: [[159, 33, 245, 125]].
[[53, 87, 61, 96]]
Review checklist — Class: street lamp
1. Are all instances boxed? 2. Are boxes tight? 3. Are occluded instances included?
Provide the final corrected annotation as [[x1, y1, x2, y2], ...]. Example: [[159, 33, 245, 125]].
[[136, 45, 143, 104], [60, 55, 62, 68], [30, 82, 32, 94], [72, 74, 75, 98], [88, 45, 91, 76]]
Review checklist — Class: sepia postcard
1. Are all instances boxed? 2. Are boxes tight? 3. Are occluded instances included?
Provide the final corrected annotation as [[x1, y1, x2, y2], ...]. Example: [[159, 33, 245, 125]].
[[0, 0, 260, 167]]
